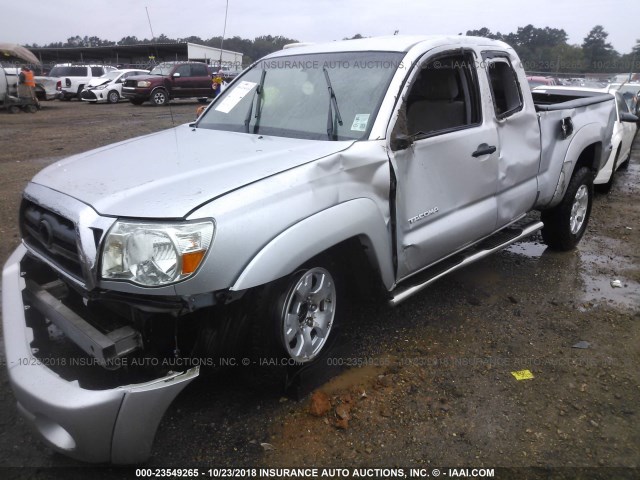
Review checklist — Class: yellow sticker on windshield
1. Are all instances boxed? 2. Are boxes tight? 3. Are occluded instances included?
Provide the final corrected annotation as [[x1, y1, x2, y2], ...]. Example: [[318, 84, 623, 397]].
[[511, 369, 534, 380], [351, 113, 370, 132]]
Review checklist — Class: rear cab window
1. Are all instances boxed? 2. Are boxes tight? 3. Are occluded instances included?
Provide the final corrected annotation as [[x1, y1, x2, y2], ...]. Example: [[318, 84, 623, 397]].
[[483, 53, 523, 119]]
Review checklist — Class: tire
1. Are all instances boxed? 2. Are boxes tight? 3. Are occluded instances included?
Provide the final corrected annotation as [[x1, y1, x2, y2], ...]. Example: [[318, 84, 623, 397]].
[[257, 256, 344, 365], [107, 90, 120, 104], [541, 166, 593, 251], [191, 255, 344, 379], [129, 99, 144, 105], [151, 89, 169, 106], [8, 105, 20, 114]]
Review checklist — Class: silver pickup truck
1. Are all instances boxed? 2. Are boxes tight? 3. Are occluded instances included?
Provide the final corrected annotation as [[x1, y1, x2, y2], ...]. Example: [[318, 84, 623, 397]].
[[2, 36, 627, 464]]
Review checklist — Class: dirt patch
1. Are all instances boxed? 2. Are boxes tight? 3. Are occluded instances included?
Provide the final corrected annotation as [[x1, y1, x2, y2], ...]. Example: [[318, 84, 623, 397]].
[[0, 101, 638, 476]]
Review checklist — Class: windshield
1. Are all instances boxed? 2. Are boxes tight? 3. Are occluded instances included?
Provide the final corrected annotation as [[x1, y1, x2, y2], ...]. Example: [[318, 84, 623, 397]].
[[198, 51, 403, 141], [49, 66, 87, 77], [101, 70, 121, 81], [149, 64, 174, 76]]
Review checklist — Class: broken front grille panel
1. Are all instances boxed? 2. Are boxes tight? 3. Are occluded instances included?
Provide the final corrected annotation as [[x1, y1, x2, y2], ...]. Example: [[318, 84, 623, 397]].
[[20, 199, 84, 281]]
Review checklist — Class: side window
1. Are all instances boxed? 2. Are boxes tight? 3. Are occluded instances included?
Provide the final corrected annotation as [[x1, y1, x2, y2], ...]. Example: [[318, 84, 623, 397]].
[[191, 64, 208, 77], [405, 52, 481, 137], [174, 65, 191, 77], [91, 67, 104, 76], [485, 58, 523, 119]]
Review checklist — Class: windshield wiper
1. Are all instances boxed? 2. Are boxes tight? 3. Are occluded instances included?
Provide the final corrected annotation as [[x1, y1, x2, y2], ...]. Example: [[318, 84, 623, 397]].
[[323, 67, 343, 140], [244, 69, 267, 133]]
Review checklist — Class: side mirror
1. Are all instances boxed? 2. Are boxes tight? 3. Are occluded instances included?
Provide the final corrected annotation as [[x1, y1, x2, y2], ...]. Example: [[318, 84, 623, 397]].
[[620, 112, 639, 123], [172, 72, 181, 78]]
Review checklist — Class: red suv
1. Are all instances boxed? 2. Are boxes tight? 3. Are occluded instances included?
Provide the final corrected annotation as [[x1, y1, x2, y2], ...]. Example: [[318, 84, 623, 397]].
[[122, 62, 213, 106]]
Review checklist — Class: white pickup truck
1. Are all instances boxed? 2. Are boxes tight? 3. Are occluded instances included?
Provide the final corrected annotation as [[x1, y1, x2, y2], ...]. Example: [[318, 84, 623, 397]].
[[2, 35, 626, 464], [47, 63, 116, 100]]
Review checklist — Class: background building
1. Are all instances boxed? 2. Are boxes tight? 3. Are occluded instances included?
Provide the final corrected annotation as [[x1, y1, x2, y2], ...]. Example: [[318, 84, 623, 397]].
[[28, 42, 243, 72]]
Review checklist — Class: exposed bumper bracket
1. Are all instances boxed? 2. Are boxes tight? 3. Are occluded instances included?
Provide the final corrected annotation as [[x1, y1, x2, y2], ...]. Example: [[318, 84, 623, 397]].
[[24, 279, 141, 365]]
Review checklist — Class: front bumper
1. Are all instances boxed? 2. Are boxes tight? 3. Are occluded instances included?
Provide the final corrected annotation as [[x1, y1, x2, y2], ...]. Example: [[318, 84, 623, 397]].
[[121, 87, 151, 101], [2, 245, 199, 464], [80, 89, 100, 102]]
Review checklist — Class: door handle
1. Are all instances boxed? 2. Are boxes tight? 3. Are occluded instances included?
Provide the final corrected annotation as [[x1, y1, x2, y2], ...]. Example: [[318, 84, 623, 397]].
[[472, 144, 497, 157]]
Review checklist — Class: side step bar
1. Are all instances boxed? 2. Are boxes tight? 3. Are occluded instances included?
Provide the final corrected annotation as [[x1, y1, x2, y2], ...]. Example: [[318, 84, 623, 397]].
[[24, 279, 141, 365], [389, 220, 544, 306]]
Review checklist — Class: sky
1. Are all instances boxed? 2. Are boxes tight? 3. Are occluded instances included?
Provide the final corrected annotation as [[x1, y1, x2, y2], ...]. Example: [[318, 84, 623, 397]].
[[1, 0, 638, 54]]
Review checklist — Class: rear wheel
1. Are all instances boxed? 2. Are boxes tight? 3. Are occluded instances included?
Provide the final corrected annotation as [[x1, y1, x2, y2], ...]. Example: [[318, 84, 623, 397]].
[[151, 89, 169, 106], [107, 90, 120, 104], [542, 166, 593, 251]]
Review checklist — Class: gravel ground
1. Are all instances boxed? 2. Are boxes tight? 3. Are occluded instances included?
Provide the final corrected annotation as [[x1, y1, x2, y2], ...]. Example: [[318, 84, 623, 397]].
[[0, 100, 638, 479]]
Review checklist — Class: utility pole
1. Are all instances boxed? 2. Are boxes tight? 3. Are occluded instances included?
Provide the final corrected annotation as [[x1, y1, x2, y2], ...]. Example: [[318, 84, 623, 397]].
[[218, 0, 229, 69]]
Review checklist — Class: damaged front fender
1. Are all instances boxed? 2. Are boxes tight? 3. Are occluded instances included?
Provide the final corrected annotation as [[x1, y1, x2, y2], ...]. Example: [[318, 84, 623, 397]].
[[2, 245, 199, 464]]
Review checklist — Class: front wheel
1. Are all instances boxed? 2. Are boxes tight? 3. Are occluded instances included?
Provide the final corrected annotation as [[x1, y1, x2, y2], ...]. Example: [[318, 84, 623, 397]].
[[151, 89, 169, 106], [256, 256, 345, 365], [107, 90, 120, 104], [541, 166, 593, 251]]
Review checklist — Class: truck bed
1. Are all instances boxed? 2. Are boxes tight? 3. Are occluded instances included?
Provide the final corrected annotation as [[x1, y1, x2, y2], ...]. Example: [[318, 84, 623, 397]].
[[533, 91, 616, 208]]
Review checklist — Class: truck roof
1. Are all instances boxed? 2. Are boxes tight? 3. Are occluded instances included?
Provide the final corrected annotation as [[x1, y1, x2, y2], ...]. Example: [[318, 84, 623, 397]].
[[265, 35, 511, 58]]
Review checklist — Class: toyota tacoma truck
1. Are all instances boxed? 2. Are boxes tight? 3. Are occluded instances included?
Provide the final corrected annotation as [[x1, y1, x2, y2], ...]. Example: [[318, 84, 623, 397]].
[[2, 35, 625, 464]]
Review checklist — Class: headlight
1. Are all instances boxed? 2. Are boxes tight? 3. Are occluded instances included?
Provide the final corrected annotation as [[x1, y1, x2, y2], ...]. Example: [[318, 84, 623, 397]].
[[137, 80, 151, 87], [94, 84, 107, 90], [101, 220, 214, 286]]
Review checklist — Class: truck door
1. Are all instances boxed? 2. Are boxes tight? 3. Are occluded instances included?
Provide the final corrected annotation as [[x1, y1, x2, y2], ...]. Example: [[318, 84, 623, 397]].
[[389, 49, 500, 280], [190, 63, 211, 97], [172, 64, 193, 97], [482, 52, 540, 228]]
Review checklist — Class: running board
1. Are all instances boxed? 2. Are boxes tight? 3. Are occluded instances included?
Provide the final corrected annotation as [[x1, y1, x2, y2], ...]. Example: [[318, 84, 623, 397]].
[[389, 220, 544, 306]]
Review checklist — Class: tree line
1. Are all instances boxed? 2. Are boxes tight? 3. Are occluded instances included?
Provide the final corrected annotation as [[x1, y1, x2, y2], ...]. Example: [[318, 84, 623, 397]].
[[26, 25, 640, 74], [26, 34, 298, 66], [465, 25, 639, 74]]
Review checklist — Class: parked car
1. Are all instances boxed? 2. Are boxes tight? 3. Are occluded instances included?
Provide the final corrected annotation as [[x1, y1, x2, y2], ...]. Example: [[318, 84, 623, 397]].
[[122, 61, 213, 105], [533, 85, 638, 191], [80, 69, 149, 104], [526, 75, 556, 89], [49, 64, 117, 100], [3, 35, 618, 464], [208, 65, 241, 80], [606, 82, 640, 116]]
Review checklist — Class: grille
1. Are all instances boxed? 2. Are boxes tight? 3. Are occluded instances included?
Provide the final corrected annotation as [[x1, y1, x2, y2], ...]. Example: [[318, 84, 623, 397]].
[[20, 199, 83, 280], [81, 90, 97, 100]]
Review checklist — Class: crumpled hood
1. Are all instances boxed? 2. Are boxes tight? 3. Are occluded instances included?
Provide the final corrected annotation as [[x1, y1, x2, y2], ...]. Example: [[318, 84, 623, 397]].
[[32, 125, 354, 218], [87, 77, 110, 87]]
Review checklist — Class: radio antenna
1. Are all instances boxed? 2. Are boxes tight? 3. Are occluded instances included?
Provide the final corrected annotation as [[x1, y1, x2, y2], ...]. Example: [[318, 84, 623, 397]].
[[218, 0, 230, 69], [145, 7, 156, 40], [145, 6, 175, 126]]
